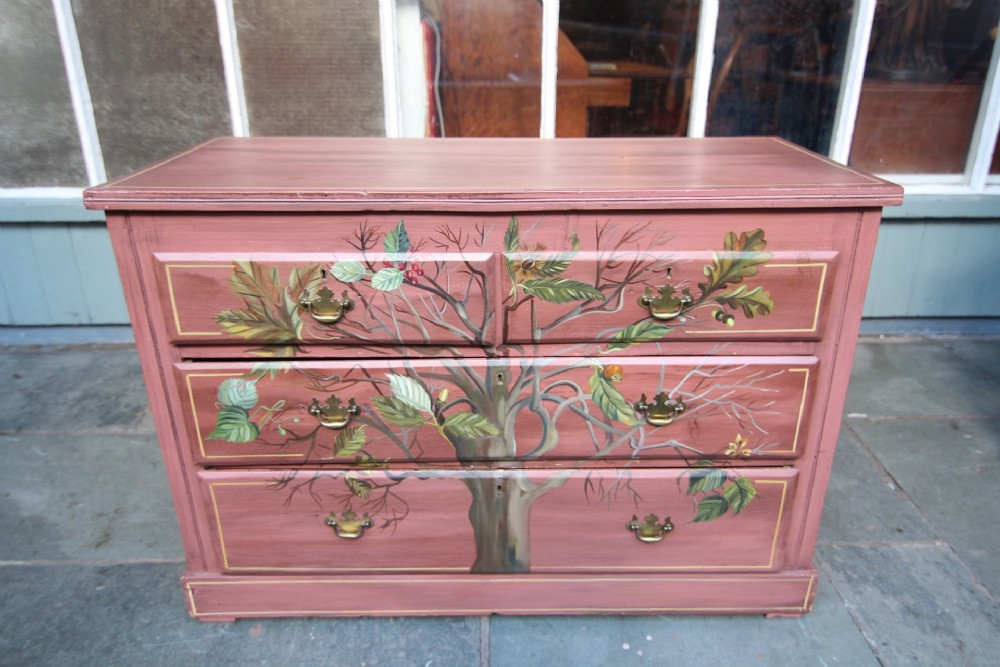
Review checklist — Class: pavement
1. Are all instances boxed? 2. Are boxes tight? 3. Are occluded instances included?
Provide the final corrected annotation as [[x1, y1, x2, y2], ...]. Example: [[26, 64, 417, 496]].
[[0, 334, 998, 666]]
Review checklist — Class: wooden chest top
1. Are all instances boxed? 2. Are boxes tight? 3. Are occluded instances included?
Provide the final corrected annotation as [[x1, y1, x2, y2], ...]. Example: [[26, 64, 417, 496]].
[[84, 137, 902, 212]]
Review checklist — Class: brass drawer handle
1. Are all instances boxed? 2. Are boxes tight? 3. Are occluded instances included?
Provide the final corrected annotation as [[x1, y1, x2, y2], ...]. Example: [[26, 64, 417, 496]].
[[301, 287, 354, 324], [638, 285, 693, 321], [326, 510, 373, 540], [627, 514, 674, 543], [634, 392, 686, 427], [308, 395, 361, 429]]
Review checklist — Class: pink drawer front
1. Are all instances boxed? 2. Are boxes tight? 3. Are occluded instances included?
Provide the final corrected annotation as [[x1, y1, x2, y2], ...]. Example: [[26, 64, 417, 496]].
[[498, 211, 844, 348], [200, 467, 798, 574], [154, 250, 495, 349], [176, 356, 816, 465]]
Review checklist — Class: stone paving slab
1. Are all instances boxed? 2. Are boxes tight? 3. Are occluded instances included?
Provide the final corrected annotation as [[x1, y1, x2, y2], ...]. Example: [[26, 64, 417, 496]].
[[0, 563, 482, 667], [489, 571, 879, 667], [848, 417, 1000, 597], [818, 542, 1000, 667], [0, 345, 153, 434], [0, 433, 181, 562], [845, 341, 1000, 417], [944, 338, 1000, 381], [819, 428, 939, 544]]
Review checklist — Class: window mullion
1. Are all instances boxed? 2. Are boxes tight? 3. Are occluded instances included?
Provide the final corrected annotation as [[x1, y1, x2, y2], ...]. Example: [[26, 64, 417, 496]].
[[829, 0, 876, 164], [687, 0, 719, 138], [540, 0, 560, 139], [213, 0, 250, 137], [51, 0, 106, 184], [378, 0, 402, 138], [966, 19, 1000, 190]]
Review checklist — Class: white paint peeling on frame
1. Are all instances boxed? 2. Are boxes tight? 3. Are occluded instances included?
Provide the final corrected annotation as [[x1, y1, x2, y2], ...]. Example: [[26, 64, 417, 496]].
[[829, 0, 876, 164], [687, 0, 719, 138], [213, 0, 250, 137], [51, 0, 106, 185]]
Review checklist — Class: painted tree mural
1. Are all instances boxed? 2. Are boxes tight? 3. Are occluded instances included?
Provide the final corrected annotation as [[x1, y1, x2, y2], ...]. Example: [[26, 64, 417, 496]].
[[207, 217, 781, 572]]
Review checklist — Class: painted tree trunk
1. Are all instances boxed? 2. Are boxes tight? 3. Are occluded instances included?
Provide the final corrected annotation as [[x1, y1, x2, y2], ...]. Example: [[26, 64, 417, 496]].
[[464, 473, 534, 573]]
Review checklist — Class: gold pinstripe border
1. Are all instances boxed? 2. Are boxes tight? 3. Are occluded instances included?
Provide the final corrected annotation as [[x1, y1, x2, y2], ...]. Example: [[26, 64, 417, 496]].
[[689, 262, 829, 334]]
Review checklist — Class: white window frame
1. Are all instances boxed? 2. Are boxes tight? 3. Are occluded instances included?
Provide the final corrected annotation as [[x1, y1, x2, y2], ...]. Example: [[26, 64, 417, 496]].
[[2, 0, 998, 222]]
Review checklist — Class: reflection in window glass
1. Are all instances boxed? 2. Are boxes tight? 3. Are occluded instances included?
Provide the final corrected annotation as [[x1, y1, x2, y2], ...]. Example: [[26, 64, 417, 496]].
[[557, 1, 701, 137], [421, 0, 543, 137], [707, 0, 852, 155], [850, 1, 997, 174]]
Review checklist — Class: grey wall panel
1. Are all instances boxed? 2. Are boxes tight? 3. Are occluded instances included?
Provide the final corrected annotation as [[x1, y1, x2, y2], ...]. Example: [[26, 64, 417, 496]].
[[0, 223, 128, 325], [234, 0, 385, 136], [863, 221, 1000, 318], [70, 0, 230, 180], [0, 0, 87, 186]]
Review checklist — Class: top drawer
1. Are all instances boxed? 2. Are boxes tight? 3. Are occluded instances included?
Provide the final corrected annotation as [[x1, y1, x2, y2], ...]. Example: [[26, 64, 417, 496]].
[[142, 211, 854, 353]]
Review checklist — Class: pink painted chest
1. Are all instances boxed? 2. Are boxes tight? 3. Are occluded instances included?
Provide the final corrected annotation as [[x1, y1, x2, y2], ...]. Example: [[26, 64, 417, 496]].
[[85, 137, 901, 619]]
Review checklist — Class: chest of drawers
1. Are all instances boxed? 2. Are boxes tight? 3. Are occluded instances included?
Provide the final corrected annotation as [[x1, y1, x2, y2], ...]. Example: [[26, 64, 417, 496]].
[[85, 137, 901, 620]]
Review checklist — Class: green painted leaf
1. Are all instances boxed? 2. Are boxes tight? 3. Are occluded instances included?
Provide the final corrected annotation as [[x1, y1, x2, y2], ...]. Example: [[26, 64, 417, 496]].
[[386, 373, 433, 413], [693, 495, 730, 522], [606, 320, 674, 350], [522, 278, 604, 304], [715, 285, 774, 318], [700, 229, 772, 293], [216, 307, 297, 342], [345, 474, 372, 499], [372, 395, 427, 427], [207, 406, 260, 443], [231, 260, 283, 307], [330, 260, 367, 283], [371, 267, 405, 291], [723, 477, 758, 515], [442, 412, 501, 439], [725, 229, 767, 252], [354, 454, 390, 469], [687, 468, 727, 495], [570, 231, 581, 252], [503, 216, 520, 253], [217, 378, 259, 410], [588, 369, 638, 425], [334, 426, 366, 458], [384, 220, 411, 254], [286, 263, 324, 302]]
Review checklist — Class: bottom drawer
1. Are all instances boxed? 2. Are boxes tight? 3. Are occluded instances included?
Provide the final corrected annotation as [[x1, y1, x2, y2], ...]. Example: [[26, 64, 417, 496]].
[[201, 467, 798, 574]]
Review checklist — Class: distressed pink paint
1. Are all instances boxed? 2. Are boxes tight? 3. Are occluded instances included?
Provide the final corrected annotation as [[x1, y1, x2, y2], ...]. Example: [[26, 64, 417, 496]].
[[85, 137, 901, 619]]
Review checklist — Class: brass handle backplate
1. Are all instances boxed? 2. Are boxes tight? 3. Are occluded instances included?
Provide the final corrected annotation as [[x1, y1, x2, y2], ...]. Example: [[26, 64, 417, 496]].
[[634, 392, 686, 427], [308, 395, 361, 429], [638, 285, 693, 321], [627, 514, 674, 543], [301, 287, 354, 324], [326, 510, 373, 540]]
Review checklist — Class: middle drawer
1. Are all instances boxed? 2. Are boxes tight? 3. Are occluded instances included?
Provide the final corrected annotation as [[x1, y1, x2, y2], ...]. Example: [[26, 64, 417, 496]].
[[176, 356, 817, 465]]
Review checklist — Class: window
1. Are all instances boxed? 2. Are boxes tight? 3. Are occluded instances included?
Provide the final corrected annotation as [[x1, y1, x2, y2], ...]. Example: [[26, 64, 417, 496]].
[[393, 0, 1000, 204]]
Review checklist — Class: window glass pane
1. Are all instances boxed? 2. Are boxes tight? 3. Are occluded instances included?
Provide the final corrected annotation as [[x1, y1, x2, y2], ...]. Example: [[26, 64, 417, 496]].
[[0, 0, 87, 186], [850, 0, 997, 174], [420, 0, 543, 137], [707, 0, 853, 154], [556, 1, 701, 137], [234, 0, 384, 136], [72, 0, 231, 180]]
